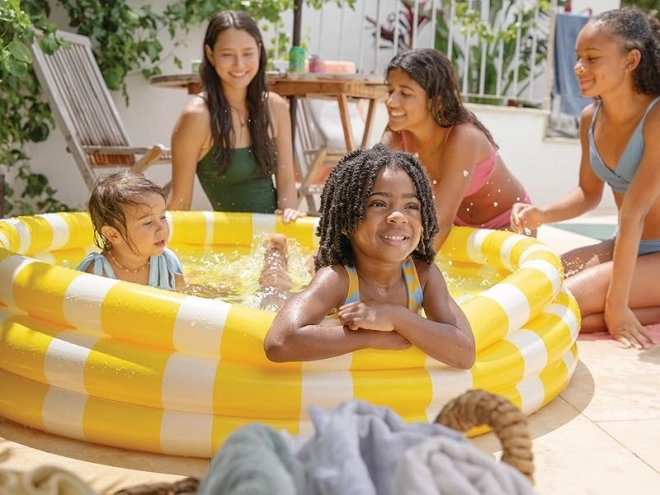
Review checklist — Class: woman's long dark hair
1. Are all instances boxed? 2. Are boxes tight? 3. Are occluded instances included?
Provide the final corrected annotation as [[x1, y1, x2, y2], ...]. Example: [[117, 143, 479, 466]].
[[386, 48, 498, 148], [200, 10, 276, 175]]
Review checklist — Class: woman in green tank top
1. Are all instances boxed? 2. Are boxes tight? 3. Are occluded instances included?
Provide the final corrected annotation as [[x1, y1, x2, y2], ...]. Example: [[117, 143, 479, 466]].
[[169, 10, 304, 222]]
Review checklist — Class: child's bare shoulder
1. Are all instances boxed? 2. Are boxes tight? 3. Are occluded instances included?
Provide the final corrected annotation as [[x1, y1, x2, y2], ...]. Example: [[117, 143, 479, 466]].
[[412, 257, 442, 284], [312, 264, 349, 284]]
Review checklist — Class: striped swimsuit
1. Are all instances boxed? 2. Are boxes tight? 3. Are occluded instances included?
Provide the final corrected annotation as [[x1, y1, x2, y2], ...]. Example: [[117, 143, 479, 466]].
[[343, 256, 424, 313]]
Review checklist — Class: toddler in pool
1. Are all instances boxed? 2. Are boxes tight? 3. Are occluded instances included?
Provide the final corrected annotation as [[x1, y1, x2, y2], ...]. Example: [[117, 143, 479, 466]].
[[77, 171, 185, 291]]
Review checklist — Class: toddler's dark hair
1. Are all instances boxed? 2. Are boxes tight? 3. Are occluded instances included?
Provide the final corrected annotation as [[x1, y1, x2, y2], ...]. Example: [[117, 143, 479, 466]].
[[314, 143, 438, 270]]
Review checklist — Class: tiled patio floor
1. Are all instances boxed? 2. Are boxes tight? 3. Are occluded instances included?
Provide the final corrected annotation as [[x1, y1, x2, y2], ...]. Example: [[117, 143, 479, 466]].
[[1, 223, 658, 494]]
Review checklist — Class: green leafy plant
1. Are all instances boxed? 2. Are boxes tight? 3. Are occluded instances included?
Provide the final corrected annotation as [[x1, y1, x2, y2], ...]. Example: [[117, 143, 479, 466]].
[[368, 0, 559, 107], [1, 0, 71, 216], [621, 0, 659, 17], [365, 0, 433, 52], [449, 0, 553, 106]]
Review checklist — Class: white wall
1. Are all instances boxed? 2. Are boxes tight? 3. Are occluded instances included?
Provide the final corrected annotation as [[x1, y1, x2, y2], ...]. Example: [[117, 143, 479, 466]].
[[571, 0, 620, 15], [24, 0, 620, 213]]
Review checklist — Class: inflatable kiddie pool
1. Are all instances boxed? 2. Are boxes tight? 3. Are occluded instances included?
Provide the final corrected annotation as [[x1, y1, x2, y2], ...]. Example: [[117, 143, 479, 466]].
[[0, 211, 579, 457]]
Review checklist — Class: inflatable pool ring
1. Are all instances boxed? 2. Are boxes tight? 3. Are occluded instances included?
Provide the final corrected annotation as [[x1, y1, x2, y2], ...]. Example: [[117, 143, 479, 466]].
[[0, 211, 579, 457]]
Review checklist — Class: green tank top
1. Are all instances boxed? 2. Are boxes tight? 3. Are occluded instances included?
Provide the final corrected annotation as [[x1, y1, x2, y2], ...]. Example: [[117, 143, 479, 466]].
[[196, 147, 277, 213]]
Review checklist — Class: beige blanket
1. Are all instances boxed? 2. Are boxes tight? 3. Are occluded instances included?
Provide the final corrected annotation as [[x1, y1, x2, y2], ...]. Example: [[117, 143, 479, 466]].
[[0, 465, 96, 495]]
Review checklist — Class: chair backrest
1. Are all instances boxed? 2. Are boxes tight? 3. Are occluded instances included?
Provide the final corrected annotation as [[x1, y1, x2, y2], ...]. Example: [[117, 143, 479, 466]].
[[295, 98, 324, 156], [29, 30, 135, 187]]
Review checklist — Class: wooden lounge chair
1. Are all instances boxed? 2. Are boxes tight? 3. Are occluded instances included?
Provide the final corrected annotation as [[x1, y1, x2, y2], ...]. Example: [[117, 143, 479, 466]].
[[29, 30, 171, 192], [294, 98, 362, 215]]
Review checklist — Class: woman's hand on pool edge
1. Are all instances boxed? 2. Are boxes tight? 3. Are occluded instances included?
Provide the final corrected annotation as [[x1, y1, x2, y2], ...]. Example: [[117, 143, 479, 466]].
[[276, 208, 306, 223], [605, 306, 656, 350]]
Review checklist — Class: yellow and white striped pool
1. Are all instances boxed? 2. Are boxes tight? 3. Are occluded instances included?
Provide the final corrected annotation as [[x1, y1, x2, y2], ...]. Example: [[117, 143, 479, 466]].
[[0, 211, 579, 457]]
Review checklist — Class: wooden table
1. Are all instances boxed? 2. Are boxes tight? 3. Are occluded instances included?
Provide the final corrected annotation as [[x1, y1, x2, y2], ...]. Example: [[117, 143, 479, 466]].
[[150, 72, 389, 151]]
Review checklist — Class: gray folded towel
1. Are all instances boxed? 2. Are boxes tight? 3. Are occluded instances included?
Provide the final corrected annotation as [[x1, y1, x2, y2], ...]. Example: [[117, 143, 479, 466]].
[[197, 423, 305, 495], [200, 399, 535, 495], [394, 435, 536, 495], [296, 399, 469, 495]]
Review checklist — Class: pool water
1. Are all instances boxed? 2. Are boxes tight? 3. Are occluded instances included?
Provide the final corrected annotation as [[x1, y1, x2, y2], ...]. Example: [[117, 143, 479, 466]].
[[549, 222, 616, 241], [56, 236, 502, 308]]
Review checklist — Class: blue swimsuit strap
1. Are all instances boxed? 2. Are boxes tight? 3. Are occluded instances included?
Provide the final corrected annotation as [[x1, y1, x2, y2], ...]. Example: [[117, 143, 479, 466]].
[[343, 257, 423, 313]]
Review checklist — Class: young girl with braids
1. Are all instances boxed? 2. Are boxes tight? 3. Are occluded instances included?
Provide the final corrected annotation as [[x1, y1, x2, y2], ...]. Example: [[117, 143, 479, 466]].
[[264, 144, 475, 368], [77, 172, 185, 291], [512, 7, 660, 350], [382, 48, 530, 250]]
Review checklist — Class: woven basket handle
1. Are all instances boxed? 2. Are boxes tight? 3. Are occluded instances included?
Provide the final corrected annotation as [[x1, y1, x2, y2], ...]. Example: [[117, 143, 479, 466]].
[[434, 389, 535, 485], [113, 476, 199, 494]]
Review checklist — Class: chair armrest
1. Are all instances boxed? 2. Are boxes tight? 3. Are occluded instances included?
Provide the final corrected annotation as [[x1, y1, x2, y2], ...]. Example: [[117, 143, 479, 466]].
[[81, 145, 170, 155]]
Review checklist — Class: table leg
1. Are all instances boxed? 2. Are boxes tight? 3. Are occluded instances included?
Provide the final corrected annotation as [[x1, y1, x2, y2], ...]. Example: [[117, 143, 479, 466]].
[[336, 94, 356, 152], [361, 99, 378, 149]]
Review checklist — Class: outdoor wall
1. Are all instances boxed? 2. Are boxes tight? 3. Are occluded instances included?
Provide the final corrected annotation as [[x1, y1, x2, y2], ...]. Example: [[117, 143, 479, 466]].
[[25, 0, 619, 213]]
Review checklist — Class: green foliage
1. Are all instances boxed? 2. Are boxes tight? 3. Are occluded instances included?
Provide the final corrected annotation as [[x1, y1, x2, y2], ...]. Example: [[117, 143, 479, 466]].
[[0, 0, 347, 217], [622, 0, 660, 17], [372, 0, 555, 106], [449, 0, 553, 106], [0, 0, 33, 78], [0, 0, 71, 215], [53, 0, 355, 101]]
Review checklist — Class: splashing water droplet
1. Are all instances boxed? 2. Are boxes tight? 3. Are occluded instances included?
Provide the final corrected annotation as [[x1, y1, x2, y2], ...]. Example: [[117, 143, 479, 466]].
[[493, 202, 498, 207], [432, 179, 437, 185], [463, 170, 469, 177], [497, 189, 501, 193], [523, 227, 532, 236], [516, 197, 521, 201], [465, 207, 470, 212]]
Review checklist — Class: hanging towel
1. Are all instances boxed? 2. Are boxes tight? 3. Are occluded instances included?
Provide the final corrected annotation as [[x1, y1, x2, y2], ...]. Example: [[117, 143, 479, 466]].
[[553, 12, 592, 118]]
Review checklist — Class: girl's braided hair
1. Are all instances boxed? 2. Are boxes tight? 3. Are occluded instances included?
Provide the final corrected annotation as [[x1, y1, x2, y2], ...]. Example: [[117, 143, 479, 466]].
[[314, 144, 438, 270], [592, 7, 660, 96]]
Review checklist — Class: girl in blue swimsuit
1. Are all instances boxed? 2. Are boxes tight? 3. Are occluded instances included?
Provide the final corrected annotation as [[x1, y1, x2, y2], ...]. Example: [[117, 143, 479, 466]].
[[511, 8, 660, 350], [77, 171, 184, 291], [264, 144, 475, 369]]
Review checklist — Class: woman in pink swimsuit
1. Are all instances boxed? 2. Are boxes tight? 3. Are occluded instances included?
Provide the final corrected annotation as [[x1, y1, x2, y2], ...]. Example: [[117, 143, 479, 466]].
[[382, 48, 531, 250]]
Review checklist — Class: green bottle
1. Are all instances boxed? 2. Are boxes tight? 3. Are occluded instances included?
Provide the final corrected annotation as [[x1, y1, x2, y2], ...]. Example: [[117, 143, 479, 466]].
[[288, 46, 305, 73]]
